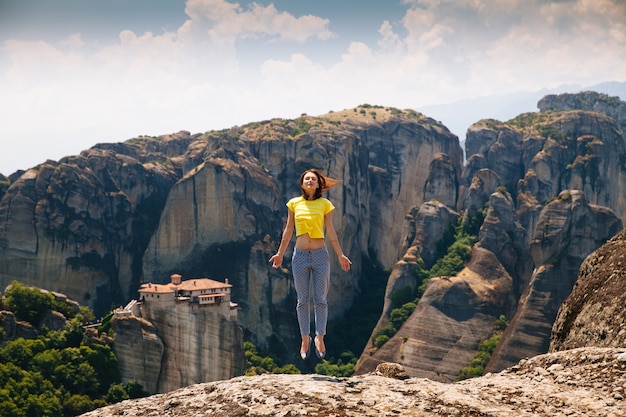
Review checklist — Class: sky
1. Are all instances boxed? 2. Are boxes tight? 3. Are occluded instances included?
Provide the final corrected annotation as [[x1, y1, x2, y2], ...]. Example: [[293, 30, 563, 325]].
[[1, 0, 625, 176]]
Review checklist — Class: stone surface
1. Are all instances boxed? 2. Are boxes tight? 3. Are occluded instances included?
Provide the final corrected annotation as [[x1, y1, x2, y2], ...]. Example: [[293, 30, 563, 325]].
[[111, 315, 165, 394], [550, 227, 626, 351], [359, 92, 626, 380], [538, 90, 626, 136], [80, 347, 626, 417], [0, 134, 186, 314], [485, 190, 622, 373], [356, 246, 513, 381]]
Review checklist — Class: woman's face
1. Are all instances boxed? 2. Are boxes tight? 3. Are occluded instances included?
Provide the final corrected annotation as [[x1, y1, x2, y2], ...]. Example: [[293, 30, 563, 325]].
[[302, 171, 319, 191]]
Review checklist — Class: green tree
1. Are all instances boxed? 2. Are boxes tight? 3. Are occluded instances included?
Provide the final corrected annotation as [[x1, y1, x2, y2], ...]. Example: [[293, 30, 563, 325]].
[[390, 302, 416, 330], [124, 381, 149, 399], [314, 351, 357, 377], [244, 340, 300, 376], [105, 383, 129, 404], [1, 339, 45, 370], [63, 394, 94, 416], [31, 349, 63, 383], [4, 281, 55, 326], [0, 280, 133, 416], [0, 390, 22, 417], [80, 344, 120, 393]]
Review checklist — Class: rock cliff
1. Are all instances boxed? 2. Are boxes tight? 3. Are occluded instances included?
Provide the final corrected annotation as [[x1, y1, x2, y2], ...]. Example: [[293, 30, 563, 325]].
[[2, 94, 626, 386], [485, 190, 621, 372], [0, 133, 190, 314], [111, 315, 164, 394], [356, 92, 626, 379], [538, 90, 626, 137], [550, 227, 626, 351], [138, 106, 462, 360]]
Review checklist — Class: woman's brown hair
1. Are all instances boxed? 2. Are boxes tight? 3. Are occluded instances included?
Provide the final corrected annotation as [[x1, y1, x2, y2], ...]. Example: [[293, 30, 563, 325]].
[[299, 169, 340, 200]]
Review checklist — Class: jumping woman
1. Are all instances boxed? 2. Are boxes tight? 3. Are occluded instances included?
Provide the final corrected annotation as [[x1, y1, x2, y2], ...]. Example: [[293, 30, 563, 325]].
[[269, 169, 352, 360]]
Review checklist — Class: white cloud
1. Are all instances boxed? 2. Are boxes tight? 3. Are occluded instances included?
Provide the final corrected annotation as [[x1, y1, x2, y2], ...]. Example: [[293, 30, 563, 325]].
[[1, 0, 625, 174], [389, 0, 626, 98], [182, 0, 332, 45]]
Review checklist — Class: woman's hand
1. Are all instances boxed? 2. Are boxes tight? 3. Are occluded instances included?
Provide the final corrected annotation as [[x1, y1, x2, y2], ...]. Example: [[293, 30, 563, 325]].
[[269, 253, 283, 268], [338, 254, 352, 272]]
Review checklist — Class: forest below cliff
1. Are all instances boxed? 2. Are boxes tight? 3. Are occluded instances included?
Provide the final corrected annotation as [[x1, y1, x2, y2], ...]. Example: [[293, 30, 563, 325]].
[[1, 90, 626, 391], [0, 282, 148, 416]]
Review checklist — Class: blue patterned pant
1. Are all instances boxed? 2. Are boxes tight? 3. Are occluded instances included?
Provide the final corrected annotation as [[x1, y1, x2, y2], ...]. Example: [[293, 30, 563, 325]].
[[292, 246, 330, 336]]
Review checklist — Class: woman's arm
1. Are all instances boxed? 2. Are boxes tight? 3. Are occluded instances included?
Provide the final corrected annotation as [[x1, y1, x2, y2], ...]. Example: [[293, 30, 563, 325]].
[[269, 209, 295, 268], [325, 211, 352, 272]]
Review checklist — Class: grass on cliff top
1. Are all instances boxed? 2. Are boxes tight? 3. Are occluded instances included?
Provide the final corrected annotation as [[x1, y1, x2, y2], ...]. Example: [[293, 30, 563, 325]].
[[232, 104, 438, 141]]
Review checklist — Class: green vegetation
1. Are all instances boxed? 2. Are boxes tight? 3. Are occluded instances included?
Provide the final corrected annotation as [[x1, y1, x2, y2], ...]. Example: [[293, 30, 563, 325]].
[[283, 118, 313, 138], [389, 107, 403, 117], [314, 351, 357, 377], [535, 125, 567, 142], [480, 119, 503, 129], [417, 220, 478, 296], [456, 315, 509, 381], [506, 112, 550, 130], [244, 341, 300, 375], [0, 281, 147, 416]]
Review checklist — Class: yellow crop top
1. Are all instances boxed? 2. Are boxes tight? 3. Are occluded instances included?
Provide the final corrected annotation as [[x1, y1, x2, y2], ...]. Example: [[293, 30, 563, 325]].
[[286, 196, 335, 238]]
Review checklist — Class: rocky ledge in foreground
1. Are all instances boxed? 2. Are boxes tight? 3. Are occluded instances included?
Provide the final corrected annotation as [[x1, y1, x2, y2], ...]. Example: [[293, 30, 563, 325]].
[[82, 347, 625, 417]]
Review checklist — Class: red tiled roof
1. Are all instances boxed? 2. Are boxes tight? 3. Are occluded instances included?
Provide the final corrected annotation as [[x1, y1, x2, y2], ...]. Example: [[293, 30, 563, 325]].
[[139, 278, 231, 294]]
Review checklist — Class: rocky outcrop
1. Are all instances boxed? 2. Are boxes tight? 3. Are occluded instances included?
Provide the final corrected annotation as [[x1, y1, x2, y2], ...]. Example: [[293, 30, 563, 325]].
[[455, 105, 626, 373], [550, 227, 626, 351], [423, 152, 458, 208], [111, 315, 165, 394], [485, 191, 622, 372], [359, 93, 626, 380], [139, 107, 462, 358], [3, 94, 626, 385], [0, 310, 37, 340], [477, 188, 533, 298], [137, 299, 245, 393], [0, 107, 460, 370], [81, 347, 626, 417], [0, 174, 8, 203], [367, 201, 459, 344], [0, 287, 80, 342], [356, 246, 513, 381], [0, 133, 189, 315], [538, 90, 626, 137]]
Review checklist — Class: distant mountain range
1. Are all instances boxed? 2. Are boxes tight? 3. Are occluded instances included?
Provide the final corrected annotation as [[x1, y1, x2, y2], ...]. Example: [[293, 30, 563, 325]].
[[422, 80, 626, 145]]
